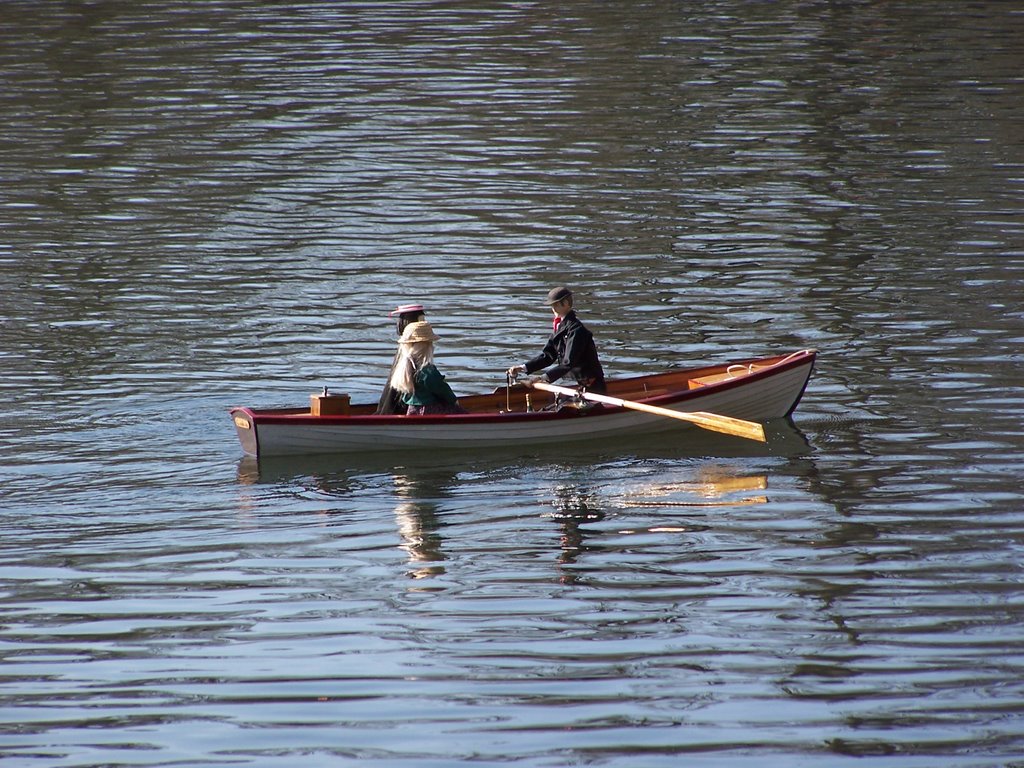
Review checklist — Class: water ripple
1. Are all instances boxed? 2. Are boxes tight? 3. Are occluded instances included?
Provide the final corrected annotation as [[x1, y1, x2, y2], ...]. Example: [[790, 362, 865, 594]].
[[3, 1, 1024, 766]]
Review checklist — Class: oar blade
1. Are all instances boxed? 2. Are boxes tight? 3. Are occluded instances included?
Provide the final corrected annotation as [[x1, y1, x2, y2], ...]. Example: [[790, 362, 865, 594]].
[[682, 411, 766, 442]]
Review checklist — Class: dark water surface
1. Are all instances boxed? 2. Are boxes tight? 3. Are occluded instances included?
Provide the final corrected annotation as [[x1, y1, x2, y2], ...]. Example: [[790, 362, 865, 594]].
[[2, 2, 1023, 766]]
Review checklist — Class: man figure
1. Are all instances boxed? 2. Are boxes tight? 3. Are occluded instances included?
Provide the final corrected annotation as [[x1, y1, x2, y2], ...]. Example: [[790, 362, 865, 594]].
[[506, 286, 606, 394]]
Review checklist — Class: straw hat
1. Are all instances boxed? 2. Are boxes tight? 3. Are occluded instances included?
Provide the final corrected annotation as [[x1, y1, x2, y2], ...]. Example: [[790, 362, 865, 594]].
[[398, 320, 440, 344]]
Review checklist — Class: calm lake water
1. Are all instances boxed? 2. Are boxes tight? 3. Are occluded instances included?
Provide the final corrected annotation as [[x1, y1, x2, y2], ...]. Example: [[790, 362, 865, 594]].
[[2, 2, 1023, 766]]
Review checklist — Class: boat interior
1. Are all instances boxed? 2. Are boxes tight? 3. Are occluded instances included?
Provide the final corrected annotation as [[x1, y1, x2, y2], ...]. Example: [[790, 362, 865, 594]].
[[301, 352, 802, 418]]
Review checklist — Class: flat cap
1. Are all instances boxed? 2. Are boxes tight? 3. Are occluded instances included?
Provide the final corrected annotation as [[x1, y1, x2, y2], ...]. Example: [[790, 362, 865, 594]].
[[543, 286, 572, 305]]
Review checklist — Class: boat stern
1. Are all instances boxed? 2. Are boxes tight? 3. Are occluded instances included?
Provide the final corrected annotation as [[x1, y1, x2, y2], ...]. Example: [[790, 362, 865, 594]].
[[229, 407, 259, 456]]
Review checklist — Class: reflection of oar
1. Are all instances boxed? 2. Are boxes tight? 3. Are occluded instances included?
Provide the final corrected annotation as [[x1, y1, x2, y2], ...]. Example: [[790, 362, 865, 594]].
[[529, 380, 766, 443], [624, 496, 768, 508]]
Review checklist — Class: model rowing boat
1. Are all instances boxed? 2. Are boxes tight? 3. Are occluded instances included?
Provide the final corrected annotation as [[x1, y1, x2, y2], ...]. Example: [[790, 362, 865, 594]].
[[229, 349, 815, 457]]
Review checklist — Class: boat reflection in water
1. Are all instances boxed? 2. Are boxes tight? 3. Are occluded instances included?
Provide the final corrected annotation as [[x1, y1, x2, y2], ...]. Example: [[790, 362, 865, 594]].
[[234, 418, 811, 582]]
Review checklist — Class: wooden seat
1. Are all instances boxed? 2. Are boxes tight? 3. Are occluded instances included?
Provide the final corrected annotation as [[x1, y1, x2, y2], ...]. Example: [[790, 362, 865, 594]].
[[688, 371, 743, 389]]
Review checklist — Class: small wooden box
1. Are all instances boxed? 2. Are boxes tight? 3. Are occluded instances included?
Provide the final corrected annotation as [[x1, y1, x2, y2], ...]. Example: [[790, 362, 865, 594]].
[[310, 393, 350, 416]]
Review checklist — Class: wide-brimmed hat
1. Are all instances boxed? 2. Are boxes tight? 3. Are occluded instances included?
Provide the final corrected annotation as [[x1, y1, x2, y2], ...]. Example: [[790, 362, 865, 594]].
[[389, 303, 425, 317], [543, 286, 573, 305], [398, 320, 440, 344]]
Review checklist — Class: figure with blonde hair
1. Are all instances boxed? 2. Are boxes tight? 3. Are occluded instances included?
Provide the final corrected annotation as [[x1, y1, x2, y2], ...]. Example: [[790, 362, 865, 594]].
[[389, 321, 465, 415], [376, 303, 427, 414]]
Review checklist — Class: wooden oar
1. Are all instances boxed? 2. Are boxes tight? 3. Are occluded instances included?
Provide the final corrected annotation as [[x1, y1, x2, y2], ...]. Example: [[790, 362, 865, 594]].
[[529, 380, 766, 443]]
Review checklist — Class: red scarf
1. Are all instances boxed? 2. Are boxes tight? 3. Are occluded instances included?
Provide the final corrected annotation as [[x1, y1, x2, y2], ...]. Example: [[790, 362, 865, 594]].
[[552, 315, 562, 333]]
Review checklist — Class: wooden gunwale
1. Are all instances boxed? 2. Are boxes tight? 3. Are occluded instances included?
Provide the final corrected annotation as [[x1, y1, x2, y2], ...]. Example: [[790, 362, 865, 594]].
[[236, 350, 815, 427]]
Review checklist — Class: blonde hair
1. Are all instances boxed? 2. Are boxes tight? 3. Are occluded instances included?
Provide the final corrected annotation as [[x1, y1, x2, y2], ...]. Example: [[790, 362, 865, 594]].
[[389, 340, 435, 394]]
